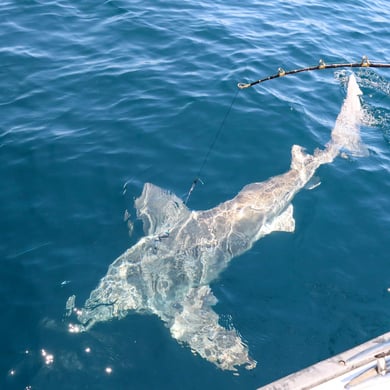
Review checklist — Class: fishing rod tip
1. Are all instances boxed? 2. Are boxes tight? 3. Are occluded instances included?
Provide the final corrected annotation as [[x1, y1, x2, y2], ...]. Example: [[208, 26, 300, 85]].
[[237, 82, 251, 89]]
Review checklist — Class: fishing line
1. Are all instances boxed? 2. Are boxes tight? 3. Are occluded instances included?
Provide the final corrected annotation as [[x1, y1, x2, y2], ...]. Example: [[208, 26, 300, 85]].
[[184, 88, 240, 205], [237, 56, 390, 89]]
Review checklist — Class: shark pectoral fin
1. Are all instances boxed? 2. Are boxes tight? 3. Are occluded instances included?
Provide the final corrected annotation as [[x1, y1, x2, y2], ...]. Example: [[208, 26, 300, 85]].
[[262, 204, 295, 235], [134, 183, 191, 235], [170, 286, 256, 371]]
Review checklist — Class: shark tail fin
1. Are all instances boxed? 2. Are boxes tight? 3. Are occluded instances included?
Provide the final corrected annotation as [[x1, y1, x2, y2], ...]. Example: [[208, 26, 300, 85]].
[[290, 74, 368, 183], [329, 73, 368, 157]]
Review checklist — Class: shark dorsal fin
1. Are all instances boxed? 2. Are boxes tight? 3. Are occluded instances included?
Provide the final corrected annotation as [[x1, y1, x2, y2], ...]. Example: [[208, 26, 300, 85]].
[[134, 183, 190, 235]]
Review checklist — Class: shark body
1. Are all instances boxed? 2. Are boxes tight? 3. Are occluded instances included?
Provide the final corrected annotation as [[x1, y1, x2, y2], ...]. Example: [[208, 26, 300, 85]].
[[68, 74, 366, 371]]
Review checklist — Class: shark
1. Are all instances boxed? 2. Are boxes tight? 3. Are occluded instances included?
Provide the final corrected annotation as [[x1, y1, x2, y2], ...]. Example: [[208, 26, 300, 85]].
[[67, 74, 367, 371]]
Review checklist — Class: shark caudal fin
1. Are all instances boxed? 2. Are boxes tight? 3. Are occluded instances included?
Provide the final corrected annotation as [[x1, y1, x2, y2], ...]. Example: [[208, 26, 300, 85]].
[[329, 73, 368, 156], [291, 73, 368, 179]]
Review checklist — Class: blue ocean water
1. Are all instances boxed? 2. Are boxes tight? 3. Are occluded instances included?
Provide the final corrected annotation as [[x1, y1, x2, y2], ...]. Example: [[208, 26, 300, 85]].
[[1, 0, 390, 388]]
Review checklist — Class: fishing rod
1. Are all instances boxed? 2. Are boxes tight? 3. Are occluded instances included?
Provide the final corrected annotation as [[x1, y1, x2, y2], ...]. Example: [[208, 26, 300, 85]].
[[237, 56, 390, 89]]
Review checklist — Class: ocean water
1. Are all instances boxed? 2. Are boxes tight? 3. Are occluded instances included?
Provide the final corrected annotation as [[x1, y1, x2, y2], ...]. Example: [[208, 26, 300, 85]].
[[1, 0, 390, 389]]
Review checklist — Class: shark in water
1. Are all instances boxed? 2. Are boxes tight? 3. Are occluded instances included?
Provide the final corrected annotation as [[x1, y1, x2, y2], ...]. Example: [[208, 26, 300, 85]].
[[67, 74, 367, 371]]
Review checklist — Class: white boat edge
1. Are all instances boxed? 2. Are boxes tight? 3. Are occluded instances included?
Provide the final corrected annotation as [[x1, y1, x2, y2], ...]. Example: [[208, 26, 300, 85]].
[[258, 331, 390, 390]]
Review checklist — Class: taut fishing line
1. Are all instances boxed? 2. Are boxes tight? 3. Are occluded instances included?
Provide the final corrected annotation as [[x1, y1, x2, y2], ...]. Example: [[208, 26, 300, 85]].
[[184, 88, 240, 205]]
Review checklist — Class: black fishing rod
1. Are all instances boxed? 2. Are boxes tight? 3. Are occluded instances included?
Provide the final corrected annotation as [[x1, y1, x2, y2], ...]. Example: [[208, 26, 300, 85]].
[[237, 56, 390, 89]]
